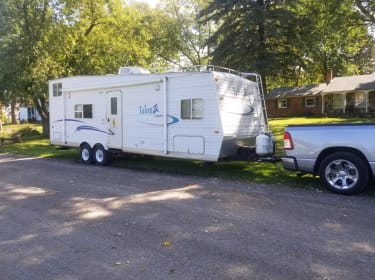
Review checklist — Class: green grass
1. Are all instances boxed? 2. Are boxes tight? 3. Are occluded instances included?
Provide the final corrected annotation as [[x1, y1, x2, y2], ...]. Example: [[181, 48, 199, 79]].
[[1, 117, 374, 190], [0, 123, 42, 140], [0, 138, 78, 159]]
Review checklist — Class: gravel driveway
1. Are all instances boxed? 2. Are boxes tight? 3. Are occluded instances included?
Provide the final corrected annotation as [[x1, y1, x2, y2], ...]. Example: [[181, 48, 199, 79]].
[[1, 153, 375, 280]]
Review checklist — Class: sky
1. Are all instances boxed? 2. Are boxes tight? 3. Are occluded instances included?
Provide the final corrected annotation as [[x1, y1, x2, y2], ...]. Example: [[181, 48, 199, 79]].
[[138, 0, 160, 7]]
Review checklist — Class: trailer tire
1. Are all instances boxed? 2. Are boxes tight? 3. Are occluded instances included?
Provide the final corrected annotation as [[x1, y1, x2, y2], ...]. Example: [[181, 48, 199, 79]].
[[319, 152, 368, 195], [93, 145, 110, 166], [80, 144, 93, 164]]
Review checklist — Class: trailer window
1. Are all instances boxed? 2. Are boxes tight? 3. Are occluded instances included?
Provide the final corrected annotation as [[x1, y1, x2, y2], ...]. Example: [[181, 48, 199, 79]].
[[53, 83, 62, 97], [111, 97, 117, 115], [181, 98, 203, 119], [74, 104, 93, 119]]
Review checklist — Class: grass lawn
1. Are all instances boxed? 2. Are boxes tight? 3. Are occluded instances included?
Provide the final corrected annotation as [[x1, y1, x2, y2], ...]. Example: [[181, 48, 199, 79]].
[[1, 117, 374, 190]]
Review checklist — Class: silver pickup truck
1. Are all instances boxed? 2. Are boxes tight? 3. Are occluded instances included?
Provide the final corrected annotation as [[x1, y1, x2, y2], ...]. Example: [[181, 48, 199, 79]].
[[282, 123, 375, 194]]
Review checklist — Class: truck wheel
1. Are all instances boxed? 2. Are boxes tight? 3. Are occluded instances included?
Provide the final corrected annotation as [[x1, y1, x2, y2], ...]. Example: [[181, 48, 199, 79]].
[[319, 152, 368, 195], [80, 144, 93, 164], [93, 145, 110, 166]]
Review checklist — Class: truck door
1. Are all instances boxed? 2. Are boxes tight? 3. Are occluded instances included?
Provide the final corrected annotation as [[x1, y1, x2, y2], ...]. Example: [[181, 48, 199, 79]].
[[106, 90, 122, 149]]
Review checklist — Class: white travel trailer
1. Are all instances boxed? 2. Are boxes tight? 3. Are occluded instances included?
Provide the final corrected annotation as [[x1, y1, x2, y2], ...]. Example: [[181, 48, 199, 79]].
[[49, 66, 274, 165]]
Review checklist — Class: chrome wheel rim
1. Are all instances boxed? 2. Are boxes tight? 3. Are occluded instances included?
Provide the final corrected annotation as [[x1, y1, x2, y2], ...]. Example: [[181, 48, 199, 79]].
[[325, 159, 359, 190], [95, 149, 104, 163], [81, 148, 90, 161]]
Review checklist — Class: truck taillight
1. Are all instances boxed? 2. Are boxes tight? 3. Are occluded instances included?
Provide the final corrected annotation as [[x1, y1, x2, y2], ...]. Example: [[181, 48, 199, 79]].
[[283, 132, 294, 150]]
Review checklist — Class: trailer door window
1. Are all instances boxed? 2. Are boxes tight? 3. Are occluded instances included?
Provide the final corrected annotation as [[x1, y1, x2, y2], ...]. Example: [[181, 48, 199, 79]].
[[111, 97, 117, 115], [181, 98, 203, 119], [53, 83, 62, 97], [74, 104, 93, 119]]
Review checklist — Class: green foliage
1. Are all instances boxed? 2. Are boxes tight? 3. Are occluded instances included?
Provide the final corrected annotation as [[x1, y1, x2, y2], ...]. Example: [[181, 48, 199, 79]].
[[199, 0, 374, 91], [296, 0, 373, 82], [199, 0, 304, 91], [156, 0, 211, 65], [355, 0, 375, 24], [0, 0, 186, 134], [0, 124, 42, 140]]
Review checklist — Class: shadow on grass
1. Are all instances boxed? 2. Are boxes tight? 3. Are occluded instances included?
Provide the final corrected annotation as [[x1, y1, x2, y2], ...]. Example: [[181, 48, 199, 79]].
[[0, 138, 321, 192], [110, 154, 321, 191]]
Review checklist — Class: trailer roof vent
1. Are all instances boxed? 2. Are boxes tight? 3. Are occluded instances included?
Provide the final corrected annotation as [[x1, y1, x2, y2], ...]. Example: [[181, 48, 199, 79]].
[[118, 67, 150, 75]]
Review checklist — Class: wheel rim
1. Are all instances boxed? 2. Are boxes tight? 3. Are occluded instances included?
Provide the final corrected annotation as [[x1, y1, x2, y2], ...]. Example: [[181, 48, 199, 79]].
[[95, 149, 104, 163], [325, 159, 359, 190], [81, 148, 90, 161]]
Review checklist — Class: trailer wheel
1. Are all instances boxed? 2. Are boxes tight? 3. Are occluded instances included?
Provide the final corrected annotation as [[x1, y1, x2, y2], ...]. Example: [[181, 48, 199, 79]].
[[319, 152, 368, 195], [80, 144, 93, 164], [93, 145, 110, 166]]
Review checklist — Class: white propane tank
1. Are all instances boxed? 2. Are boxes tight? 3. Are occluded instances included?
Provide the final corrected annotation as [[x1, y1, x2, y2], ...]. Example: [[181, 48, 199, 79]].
[[256, 132, 273, 156]]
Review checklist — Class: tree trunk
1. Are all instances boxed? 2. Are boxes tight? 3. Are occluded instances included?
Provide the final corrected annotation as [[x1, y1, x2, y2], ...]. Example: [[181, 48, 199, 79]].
[[33, 97, 49, 137], [10, 99, 19, 124], [42, 118, 49, 138]]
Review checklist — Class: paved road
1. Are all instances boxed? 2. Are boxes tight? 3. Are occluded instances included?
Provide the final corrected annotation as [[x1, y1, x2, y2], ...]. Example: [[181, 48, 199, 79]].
[[0, 154, 375, 280]]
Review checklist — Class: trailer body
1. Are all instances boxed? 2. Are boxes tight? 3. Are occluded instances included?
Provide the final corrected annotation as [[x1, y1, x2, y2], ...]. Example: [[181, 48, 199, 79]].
[[49, 67, 270, 164]]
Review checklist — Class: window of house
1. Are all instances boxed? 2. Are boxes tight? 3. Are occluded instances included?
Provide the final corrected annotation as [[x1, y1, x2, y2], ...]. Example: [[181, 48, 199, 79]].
[[333, 94, 345, 109], [355, 92, 366, 108], [53, 83, 62, 97], [277, 99, 288, 109], [181, 98, 203, 119], [74, 104, 93, 119], [305, 97, 316, 108]]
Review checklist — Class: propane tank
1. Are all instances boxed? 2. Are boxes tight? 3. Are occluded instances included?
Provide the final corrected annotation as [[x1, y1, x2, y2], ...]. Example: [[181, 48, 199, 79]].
[[256, 132, 273, 156]]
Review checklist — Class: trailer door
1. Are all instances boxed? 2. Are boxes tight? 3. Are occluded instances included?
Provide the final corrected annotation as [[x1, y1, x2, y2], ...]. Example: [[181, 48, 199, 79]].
[[123, 83, 165, 153], [50, 82, 66, 145], [106, 90, 123, 149]]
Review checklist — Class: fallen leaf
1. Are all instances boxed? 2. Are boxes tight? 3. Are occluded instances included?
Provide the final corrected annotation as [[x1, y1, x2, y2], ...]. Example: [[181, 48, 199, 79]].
[[162, 241, 172, 247]]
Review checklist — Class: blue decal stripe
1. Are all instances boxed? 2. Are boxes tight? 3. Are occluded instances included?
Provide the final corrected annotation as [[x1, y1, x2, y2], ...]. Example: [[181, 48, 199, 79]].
[[76, 125, 115, 135], [54, 119, 114, 135], [168, 115, 179, 125], [54, 119, 85, 123]]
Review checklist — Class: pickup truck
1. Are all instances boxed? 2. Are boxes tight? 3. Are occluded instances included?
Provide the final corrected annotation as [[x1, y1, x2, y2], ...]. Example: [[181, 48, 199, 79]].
[[282, 123, 375, 195]]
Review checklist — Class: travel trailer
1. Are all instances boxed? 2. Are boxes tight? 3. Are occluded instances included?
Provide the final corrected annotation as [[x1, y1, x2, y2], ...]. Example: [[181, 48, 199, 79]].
[[49, 66, 274, 165]]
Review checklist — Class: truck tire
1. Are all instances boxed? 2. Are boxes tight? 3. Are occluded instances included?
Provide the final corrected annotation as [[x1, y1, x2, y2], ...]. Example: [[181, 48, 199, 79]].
[[80, 144, 93, 164], [93, 145, 110, 166], [319, 151, 368, 195]]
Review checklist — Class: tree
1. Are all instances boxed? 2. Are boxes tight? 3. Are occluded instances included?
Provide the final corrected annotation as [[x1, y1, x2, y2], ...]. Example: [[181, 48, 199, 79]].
[[354, 0, 375, 24], [156, 0, 211, 66], [296, 0, 373, 84], [199, 0, 373, 91], [0, 0, 54, 126], [199, 0, 304, 92], [0, 0, 181, 135]]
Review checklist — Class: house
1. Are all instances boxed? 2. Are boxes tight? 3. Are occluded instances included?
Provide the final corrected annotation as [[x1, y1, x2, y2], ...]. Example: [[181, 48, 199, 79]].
[[266, 73, 375, 117], [1, 104, 41, 123], [266, 84, 325, 117], [19, 106, 42, 122]]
